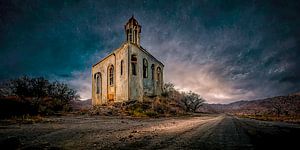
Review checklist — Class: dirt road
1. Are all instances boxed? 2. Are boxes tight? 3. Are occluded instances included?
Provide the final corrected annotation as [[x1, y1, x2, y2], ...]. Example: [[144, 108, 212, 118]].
[[1, 114, 299, 149]]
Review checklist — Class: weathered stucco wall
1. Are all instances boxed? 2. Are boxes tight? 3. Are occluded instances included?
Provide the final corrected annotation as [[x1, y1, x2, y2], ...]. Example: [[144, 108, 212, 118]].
[[128, 44, 164, 101], [92, 44, 129, 105], [92, 54, 114, 105], [92, 43, 163, 105], [114, 44, 129, 102]]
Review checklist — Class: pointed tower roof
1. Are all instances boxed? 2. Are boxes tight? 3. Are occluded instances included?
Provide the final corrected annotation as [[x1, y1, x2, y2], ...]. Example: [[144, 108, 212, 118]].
[[127, 15, 139, 26], [124, 15, 141, 46]]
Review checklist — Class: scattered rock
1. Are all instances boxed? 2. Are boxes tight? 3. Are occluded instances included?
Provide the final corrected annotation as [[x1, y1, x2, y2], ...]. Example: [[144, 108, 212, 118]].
[[131, 130, 137, 133]]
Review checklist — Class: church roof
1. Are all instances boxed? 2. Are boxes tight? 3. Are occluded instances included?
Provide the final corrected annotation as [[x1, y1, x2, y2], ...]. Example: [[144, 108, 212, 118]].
[[126, 15, 139, 26], [93, 16, 163, 68], [139, 45, 164, 67]]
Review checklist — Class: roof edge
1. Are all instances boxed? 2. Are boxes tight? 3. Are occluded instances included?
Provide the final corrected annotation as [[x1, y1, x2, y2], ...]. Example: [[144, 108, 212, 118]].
[[138, 45, 164, 67], [92, 42, 164, 68], [92, 42, 128, 67]]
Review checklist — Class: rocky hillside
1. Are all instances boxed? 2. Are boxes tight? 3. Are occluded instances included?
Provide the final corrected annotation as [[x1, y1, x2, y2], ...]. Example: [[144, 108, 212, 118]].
[[199, 94, 300, 116], [71, 99, 92, 110], [72, 94, 300, 117]]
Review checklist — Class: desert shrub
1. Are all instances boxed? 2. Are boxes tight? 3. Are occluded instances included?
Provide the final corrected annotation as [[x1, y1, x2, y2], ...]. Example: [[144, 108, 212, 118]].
[[180, 91, 205, 112], [0, 97, 35, 119], [126, 100, 148, 117], [0, 76, 79, 117], [89, 83, 205, 117], [162, 82, 176, 97], [162, 83, 205, 113], [88, 97, 185, 117], [126, 97, 185, 117], [144, 111, 159, 117]]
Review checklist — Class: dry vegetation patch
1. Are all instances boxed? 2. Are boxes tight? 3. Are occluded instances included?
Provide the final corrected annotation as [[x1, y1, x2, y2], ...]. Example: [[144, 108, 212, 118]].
[[88, 97, 186, 118]]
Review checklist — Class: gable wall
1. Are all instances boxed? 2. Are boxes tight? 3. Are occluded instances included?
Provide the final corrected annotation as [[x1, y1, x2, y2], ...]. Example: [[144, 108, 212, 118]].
[[128, 44, 164, 101], [92, 44, 129, 105]]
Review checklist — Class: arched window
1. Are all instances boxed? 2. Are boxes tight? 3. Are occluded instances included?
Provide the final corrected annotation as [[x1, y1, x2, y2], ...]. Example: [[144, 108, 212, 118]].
[[131, 55, 137, 75], [120, 60, 124, 75], [129, 29, 132, 42], [143, 59, 148, 78], [94, 73, 101, 94], [108, 65, 114, 86], [134, 30, 137, 43], [151, 64, 155, 80], [157, 67, 161, 83], [126, 30, 129, 41]]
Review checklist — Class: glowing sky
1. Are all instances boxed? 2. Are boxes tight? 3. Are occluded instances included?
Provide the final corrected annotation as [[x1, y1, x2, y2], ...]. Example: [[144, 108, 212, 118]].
[[1, 0, 300, 103]]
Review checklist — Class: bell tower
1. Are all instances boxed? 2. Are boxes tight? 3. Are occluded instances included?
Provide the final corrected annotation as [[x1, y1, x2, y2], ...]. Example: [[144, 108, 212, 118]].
[[125, 15, 141, 46]]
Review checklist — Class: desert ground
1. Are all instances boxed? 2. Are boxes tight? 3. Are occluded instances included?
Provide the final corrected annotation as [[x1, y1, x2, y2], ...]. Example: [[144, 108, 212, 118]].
[[0, 114, 299, 150]]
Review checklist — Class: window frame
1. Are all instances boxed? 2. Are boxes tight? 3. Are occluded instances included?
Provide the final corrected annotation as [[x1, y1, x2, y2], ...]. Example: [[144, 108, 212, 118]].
[[120, 60, 124, 76], [157, 67, 161, 83], [94, 73, 101, 94], [151, 64, 155, 80], [131, 55, 137, 76], [143, 58, 148, 78], [108, 65, 114, 86]]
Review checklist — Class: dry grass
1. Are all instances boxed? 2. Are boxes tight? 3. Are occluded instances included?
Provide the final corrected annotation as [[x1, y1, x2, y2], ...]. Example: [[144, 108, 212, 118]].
[[88, 97, 185, 118]]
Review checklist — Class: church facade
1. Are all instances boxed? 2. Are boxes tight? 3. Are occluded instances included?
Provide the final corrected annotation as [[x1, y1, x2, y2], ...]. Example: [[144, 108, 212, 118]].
[[92, 16, 164, 105]]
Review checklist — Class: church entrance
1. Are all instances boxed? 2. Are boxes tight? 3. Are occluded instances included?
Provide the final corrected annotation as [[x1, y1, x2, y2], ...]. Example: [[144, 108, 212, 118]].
[[108, 92, 114, 101]]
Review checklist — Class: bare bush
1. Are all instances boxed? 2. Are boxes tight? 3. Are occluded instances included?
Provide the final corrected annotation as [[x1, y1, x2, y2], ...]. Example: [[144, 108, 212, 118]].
[[180, 91, 205, 112], [162, 82, 176, 98], [162, 83, 205, 113], [2, 76, 79, 115]]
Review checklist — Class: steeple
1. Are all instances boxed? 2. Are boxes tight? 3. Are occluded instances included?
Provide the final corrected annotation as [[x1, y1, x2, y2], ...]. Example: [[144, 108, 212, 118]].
[[124, 15, 141, 46]]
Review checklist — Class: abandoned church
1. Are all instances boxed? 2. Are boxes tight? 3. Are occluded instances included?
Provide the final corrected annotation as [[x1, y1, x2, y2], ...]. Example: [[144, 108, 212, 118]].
[[92, 16, 164, 105]]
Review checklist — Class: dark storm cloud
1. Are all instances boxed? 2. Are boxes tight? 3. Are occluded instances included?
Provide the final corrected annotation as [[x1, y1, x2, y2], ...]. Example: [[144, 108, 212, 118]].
[[0, 0, 300, 103]]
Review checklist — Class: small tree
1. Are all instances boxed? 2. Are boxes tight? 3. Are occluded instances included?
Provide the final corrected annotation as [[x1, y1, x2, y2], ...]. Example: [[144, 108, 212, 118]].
[[162, 82, 176, 98], [180, 91, 205, 112], [9, 76, 33, 100], [47, 81, 79, 111]]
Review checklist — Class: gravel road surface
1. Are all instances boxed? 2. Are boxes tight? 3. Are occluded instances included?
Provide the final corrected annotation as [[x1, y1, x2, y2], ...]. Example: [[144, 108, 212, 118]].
[[0, 114, 299, 150]]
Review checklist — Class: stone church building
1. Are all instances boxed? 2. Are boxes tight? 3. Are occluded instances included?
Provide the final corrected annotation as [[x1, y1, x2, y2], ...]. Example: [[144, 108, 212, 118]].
[[92, 16, 164, 105]]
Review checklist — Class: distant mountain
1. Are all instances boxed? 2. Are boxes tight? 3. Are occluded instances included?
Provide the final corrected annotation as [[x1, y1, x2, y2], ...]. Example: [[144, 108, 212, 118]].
[[291, 91, 300, 96], [71, 94, 300, 116], [71, 99, 92, 110], [198, 95, 300, 116]]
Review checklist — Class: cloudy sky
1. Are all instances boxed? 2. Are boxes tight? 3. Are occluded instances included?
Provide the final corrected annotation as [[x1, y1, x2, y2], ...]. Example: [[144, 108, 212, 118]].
[[1, 0, 300, 103]]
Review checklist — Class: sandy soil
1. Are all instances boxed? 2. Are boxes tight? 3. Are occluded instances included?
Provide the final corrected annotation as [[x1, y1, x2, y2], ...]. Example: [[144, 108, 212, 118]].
[[0, 114, 299, 150]]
